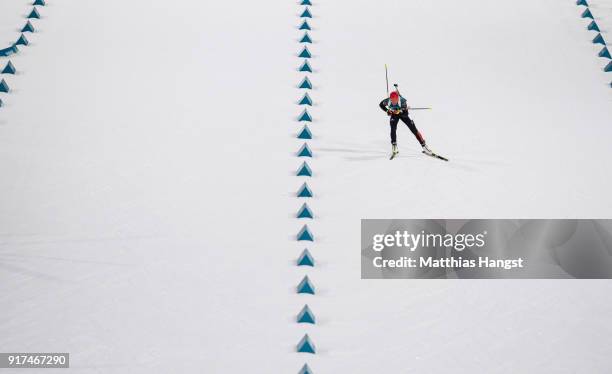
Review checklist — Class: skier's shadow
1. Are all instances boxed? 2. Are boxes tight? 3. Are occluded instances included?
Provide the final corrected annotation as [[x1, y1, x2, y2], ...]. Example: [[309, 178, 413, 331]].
[[317, 145, 419, 161]]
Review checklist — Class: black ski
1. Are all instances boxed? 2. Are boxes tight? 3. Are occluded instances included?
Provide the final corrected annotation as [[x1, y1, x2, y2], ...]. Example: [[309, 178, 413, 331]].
[[423, 151, 449, 162]]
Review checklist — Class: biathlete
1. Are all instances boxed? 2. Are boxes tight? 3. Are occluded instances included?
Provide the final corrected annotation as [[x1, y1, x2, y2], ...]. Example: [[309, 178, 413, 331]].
[[379, 90, 433, 159]]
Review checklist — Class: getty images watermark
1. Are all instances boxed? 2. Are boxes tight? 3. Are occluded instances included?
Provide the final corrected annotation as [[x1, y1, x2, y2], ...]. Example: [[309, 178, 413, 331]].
[[361, 219, 612, 279], [371, 229, 523, 270]]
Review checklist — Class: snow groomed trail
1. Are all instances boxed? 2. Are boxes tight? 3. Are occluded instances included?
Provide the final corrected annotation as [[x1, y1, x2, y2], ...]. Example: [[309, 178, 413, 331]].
[[0, 1, 304, 372], [0, 0, 611, 373], [308, 0, 612, 373]]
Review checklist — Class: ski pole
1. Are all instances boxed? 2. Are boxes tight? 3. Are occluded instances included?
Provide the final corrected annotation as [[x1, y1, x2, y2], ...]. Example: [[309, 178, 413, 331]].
[[385, 64, 389, 97], [408, 107, 432, 110]]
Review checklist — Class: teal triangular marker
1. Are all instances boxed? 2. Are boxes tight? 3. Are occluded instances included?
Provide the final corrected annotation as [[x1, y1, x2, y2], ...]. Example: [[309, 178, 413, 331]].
[[22, 21, 35, 33], [297, 275, 315, 294], [2, 61, 16, 74], [0, 79, 9, 93], [299, 76, 312, 89], [301, 7, 312, 18], [296, 334, 316, 353], [299, 60, 312, 73], [0, 45, 18, 57], [588, 21, 600, 32], [297, 203, 314, 218], [297, 125, 312, 140], [600, 47, 611, 59], [299, 92, 313, 106], [605, 60, 612, 72], [16, 34, 29, 46], [297, 248, 315, 266], [297, 225, 314, 241], [297, 143, 313, 157], [301, 0, 312, 5], [297, 304, 316, 324], [33, 0, 46, 5], [300, 32, 312, 43], [28, 7, 41, 19], [581, 8, 593, 19], [297, 162, 312, 177], [593, 33, 605, 45], [297, 182, 313, 198], [299, 20, 311, 31], [577, 0, 588, 5], [298, 363, 313, 374], [298, 109, 312, 122], [299, 46, 312, 58]]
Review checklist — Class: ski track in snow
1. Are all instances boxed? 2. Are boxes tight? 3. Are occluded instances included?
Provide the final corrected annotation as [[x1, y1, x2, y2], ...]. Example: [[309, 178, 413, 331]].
[[0, 0, 611, 373]]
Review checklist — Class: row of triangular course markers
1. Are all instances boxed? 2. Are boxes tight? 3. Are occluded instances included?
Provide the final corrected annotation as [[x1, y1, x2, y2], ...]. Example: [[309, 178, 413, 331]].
[[577, 0, 612, 83], [294, 1, 317, 374], [0, 0, 47, 108]]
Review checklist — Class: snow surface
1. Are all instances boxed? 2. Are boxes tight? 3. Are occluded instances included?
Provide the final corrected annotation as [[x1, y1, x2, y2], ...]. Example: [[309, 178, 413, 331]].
[[1, 0, 611, 373]]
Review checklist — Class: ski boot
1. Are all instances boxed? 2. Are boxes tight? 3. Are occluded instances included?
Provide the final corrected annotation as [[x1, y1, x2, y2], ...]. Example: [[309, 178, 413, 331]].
[[390, 143, 399, 160], [421, 144, 433, 156]]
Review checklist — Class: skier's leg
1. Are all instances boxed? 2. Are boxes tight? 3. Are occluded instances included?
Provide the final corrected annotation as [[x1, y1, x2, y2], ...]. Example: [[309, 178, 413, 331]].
[[389, 116, 399, 145], [400, 115, 425, 146]]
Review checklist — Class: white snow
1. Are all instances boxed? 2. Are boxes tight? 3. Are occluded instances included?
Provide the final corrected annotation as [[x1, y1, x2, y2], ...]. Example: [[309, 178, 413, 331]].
[[1, 0, 611, 373]]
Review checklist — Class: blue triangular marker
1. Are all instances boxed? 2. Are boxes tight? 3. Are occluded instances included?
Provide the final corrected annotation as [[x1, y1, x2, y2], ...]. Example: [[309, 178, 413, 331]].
[[299, 46, 312, 58], [297, 162, 312, 177], [600, 47, 611, 59], [0, 45, 18, 57], [297, 248, 315, 266], [298, 363, 314, 374], [297, 182, 313, 197], [605, 60, 612, 72], [581, 8, 593, 19], [593, 33, 605, 45], [22, 21, 35, 33], [299, 60, 312, 73], [588, 21, 600, 32], [299, 76, 312, 89], [297, 304, 316, 324], [2, 61, 16, 74], [299, 20, 311, 31], [0, 79, 9, 93], [299, 92, 313, 106], [298, 109, 312, 122], [297, 125, 312, 140], [16, 34, 29, 46], [300, 32, 312, 44], [301, 0, 312, 5], [34, 0, 46, 5], [301, 7, 312, 18], [297, 334, 316, 353], [297, 224, 314, 241], [28, 7, 41, 19], [577, 0, 588, 5], [297, 143, 313, 157], [297, 203, 314, 218], [297, 275, 315, 294]]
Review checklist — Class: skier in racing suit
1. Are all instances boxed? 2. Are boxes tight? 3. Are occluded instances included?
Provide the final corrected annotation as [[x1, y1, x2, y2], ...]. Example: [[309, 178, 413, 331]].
[[379, 90, 432, 156]]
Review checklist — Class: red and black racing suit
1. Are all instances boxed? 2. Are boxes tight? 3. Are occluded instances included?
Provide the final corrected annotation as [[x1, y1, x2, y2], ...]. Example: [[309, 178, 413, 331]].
[[379, 98, 425, 146]]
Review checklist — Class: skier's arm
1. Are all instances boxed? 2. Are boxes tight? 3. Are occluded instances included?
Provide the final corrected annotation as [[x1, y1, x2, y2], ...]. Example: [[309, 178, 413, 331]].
[[379, 99, 389, 112]]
